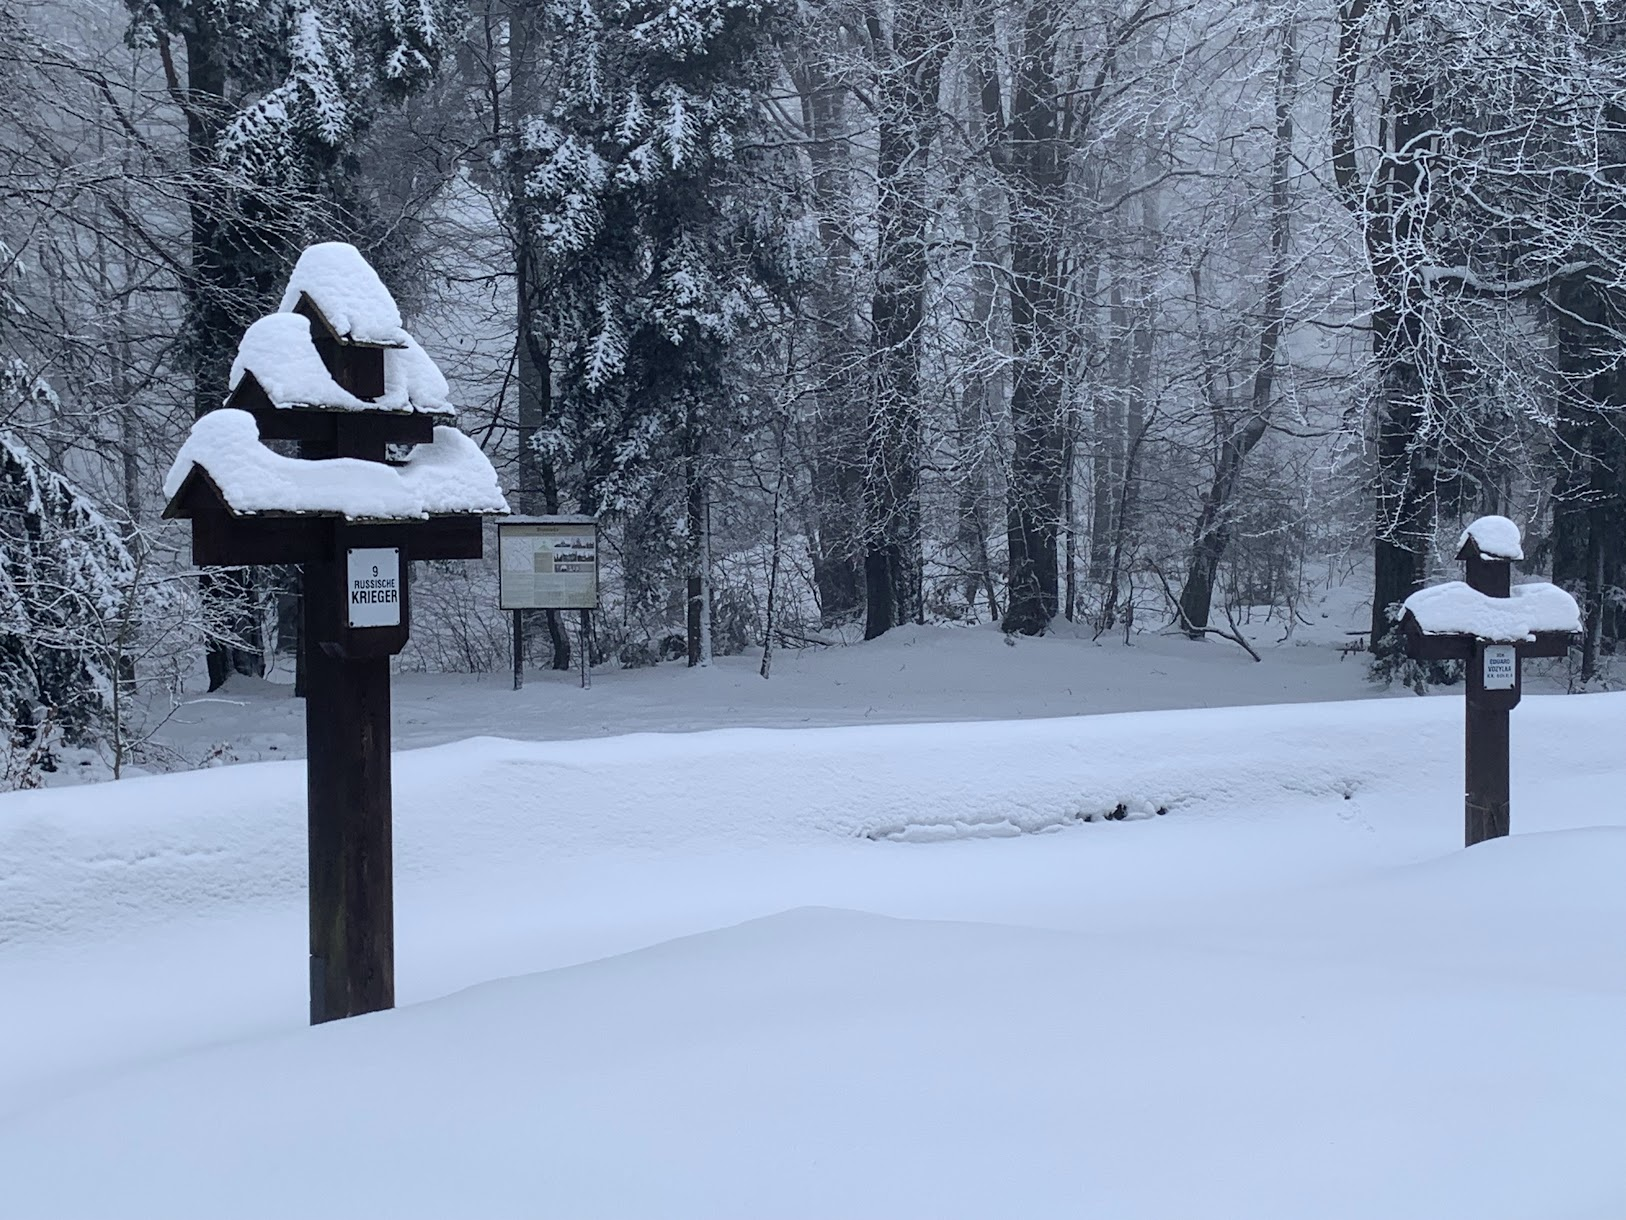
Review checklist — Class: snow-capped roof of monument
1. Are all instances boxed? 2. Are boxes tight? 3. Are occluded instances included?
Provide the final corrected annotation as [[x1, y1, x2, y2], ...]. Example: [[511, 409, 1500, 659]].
[[385, 334, 452, 413], [1402, 580, 1579, 642], [163, 409, 507, 520], [1456, 515, 1524, 561], [277, 242, 409, 347], [230, 315, 372, 411], [227, 314, 455, 417]]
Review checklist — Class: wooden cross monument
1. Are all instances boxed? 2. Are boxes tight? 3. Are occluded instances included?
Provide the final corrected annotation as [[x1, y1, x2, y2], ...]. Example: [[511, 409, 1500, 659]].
[[162, 243, 509, 1023], [1399, 516, 1580, 847]]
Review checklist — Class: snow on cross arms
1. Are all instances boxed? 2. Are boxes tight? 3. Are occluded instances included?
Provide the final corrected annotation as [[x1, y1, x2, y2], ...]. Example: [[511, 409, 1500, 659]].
[[1401, 581, 1581, 643], [162, 410, 506, 521]]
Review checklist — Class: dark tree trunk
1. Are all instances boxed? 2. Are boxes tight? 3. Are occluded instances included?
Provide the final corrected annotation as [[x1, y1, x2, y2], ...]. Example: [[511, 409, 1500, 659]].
[[1002, 0, 1067, 635], [686, 453, 705, 664], [1334, 3, 1438, 654], [861, 5, 946, 639], [170, 17, 264, 689], [958, 4, 1007, 624], [790, 53, 865, 627], [515, 255, 572, 672], [511, 0, 571, 671], [516, 268, 571, 670], [1550, 280, 1626, 681]]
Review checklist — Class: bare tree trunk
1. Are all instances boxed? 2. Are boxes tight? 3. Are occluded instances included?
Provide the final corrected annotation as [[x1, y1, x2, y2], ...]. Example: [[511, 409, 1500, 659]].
[[1582, 498, 1604, 680], [512, 0, 570, 671], [961, 0, 1009, 624], [1333, 0, 1438, 654], [1090, 283, 1128, 584], [761, 448, 784, 678], [789, 50, 864, 627], [1063, 424, 1076, 620], [1179, 17, 1296, 634], [862, 3, 946, 639], [1001, 0, 1068, 635], [685, 450, 711, 665], [954, 224, 1003, 616], [160, 15, 268, 690]]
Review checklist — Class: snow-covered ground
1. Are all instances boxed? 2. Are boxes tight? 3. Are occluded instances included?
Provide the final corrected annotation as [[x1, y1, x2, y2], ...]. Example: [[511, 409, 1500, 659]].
[[99, 573, 1593, 782], [2, 646, 1621, 1217]]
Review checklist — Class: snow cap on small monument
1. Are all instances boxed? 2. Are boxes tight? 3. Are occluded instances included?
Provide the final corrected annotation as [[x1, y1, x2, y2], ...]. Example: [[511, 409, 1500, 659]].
[[229, 314, 371, 411], [1456, 515, 1524, 562], [277, 242, 408, 347], [386, 334, 452, 414], [162, 408, 508, 520], [1402, 580, 1580, 642]]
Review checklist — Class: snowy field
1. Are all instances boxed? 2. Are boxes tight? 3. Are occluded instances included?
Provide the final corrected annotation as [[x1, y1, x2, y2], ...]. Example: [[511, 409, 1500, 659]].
[[92, 580, 1592, 780], [2, 629, 1622, 1218]]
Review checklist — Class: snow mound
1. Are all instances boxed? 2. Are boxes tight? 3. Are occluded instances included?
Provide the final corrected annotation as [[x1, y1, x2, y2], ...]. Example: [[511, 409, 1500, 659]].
[[5, 696, 1621, 953], [162, 409, 507, 519], [1458, 514, 1524, 561], [1, 697, 1622, 1217], [385, 334, 452, 414], [2, 828, 1621, 1219], [277, 242, 407, 346], [870, 796, 1166, 842], [1403, 580, 1580, 641]]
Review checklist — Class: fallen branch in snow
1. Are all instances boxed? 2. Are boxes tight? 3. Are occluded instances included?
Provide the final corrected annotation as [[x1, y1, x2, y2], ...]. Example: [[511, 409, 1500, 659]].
[[774, 628, 838, 650], [1146, 562, 1262, 663]]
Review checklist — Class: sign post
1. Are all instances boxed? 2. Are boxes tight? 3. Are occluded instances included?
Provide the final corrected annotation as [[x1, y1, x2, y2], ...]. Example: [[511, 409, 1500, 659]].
[[498, 516, 600, 689], [162, 242, 508, 1023], [1400, 516, 1580, 847]]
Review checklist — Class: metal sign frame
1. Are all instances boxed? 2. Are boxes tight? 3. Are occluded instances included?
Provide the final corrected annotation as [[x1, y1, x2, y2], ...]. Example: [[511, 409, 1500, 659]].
[[497, 515, 600, 611]]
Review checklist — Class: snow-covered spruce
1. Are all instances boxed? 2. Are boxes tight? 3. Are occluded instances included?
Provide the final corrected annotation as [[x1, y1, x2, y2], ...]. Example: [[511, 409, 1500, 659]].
[[0, 429, 136, 757]]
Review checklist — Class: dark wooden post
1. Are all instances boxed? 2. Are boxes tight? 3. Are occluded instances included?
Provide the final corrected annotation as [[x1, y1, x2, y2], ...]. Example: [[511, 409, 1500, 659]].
[[297, 392, 410, 1025], [1461, 554, 1512, 849], [1463, 695, 1510, 845], [512, 609, 524, 691], [305, 566, 394, 1022]]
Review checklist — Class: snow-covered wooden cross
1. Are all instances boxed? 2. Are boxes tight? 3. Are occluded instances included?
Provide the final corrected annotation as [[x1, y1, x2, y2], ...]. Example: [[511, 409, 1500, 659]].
[[161, 242, 509, 1023], [1399, 516, 1579, 847]]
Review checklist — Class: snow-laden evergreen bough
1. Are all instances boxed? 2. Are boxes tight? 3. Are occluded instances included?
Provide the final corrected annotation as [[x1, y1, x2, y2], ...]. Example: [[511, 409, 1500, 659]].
[[513, 0, 811, 525], [0, 428, 137, 779]]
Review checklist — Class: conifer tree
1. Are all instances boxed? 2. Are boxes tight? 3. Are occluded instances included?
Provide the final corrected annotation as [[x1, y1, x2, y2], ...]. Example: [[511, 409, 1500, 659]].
[[1, 426, 137, 775], [515, 0, 805, 655]]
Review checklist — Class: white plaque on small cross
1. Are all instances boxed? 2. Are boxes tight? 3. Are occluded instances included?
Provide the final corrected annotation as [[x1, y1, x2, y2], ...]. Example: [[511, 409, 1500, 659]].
[[1483, 644, 1516, 690]]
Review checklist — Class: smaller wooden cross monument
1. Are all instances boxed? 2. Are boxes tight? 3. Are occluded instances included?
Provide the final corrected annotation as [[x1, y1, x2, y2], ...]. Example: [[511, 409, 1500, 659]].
[[161, 243, 509, 1023], [1399, 516, 1580, 847]]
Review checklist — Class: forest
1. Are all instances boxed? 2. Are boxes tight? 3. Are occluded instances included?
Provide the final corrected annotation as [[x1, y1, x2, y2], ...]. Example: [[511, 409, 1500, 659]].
[[3, 0, 1624, 781]]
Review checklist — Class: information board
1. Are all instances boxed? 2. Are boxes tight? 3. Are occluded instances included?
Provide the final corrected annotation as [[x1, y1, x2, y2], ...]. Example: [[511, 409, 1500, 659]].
[[1483, 643, 1517, 690], [347, 548, 401, 628], [499, 517, 599, 610]]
